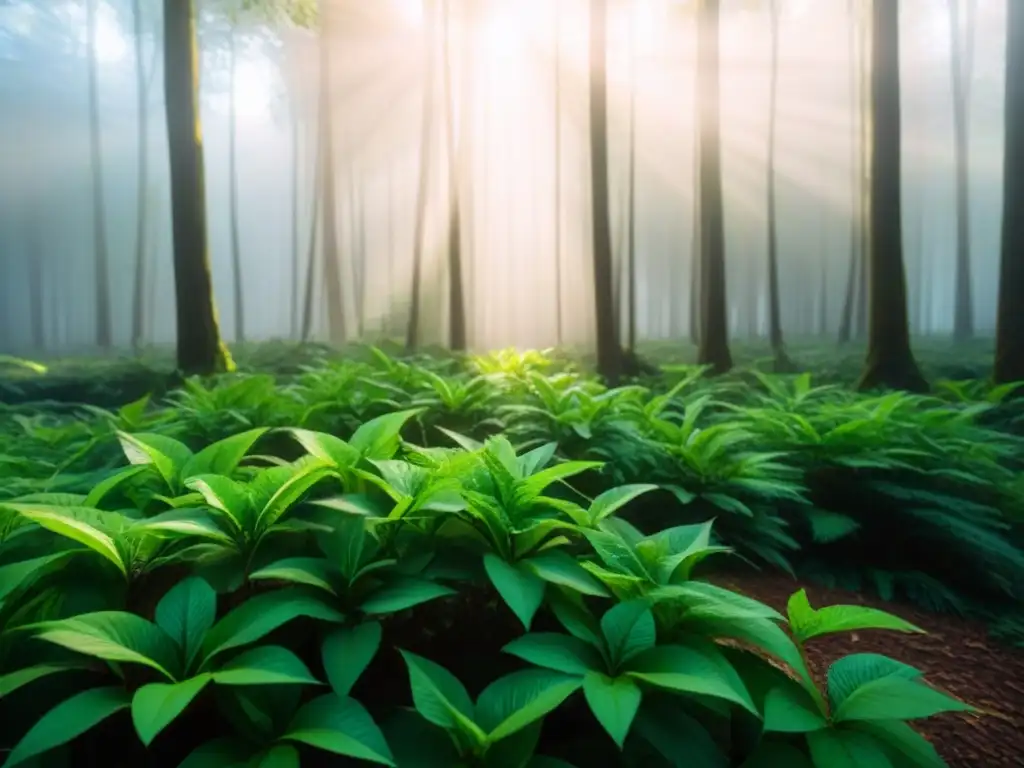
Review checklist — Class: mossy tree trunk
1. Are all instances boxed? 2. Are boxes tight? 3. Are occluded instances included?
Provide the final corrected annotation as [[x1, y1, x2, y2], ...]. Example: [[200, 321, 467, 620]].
[[857, 0, 926, 392], [163, 0, 232, 375]]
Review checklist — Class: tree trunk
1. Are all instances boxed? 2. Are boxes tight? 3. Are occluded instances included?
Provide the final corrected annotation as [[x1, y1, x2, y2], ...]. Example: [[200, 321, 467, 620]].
[[949, 0, 975, 341], [625, 0, 638, 353], [994, 0, 1024, 384], [405, 0, 438, 353], [553, 1, 564, 346], [27, 216, 45, 350], [228, 26, 245, 343], [130, 0, 149, 352], [319, 0, 345, 344], [290, 98, 301, 338], [695, 0, 732, 374], [86, 0, 112, 349], [441, 0, 466, 351], [300, 139, 323, 343], [838, 0, 861, 345], [857, 0, 926, 392], [589, 0, 621, 382], [163, 0, 232, 375]]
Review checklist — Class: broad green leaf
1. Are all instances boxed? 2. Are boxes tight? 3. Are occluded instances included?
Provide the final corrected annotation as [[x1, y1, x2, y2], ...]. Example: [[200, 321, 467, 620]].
[[600, 601, 656, 669], [255, 462, 334, 532], [201, 589, 343, 665], [806, 729, 895, 768], [9, 505, 126, 576], [4, 687, 130, 767], [806, 509, 861, 544], [0, 552, 73, 603], [503, 633, 604, 675], [322, 622, 381, 697], [582, 671, 641, 748], [155, 577, 217, 673], [254, 745, 300, 768], [484, 554, 546, 630], [289, 429, 360, 469], [826, 653, 922, 712], [833, 675, 973, 723], [519, 461, 603, 500], [787, 590, 924, 643], [627, 644, 757, 714], [117, 432, 193, 489], [518, 442, 557, 477], [131, 675, 212, 746], [186, 475, 251, 530], [249, 558, 338, 595], [548, 590, 604, 649], [349, 409, 425, 459], [182, 429, 268, 479], [361, 577, 456, 615], [381, 708, 461, 767], [84, 465, 149, 508], [0, 663, 86, 700], [761, 683, 828, 733], [285, 694, 395, 766], [583, 529, 650, 580], [651, 582, 783, 622], [523, 550, 610, 598], [476, 669, 582, 742], [179, 738, 251, 768], [400, 650, 481, 738], [588, 484, 659, 524], [852, 720, 947, 768], [632, 698, 728, 768], [212, 646, 320, 686], [132, 506, 234, 545], [32, 612, 179, 680]]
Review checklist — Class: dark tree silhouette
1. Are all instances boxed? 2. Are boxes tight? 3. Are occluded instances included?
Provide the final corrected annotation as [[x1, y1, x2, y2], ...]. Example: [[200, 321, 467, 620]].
[[949, 0, 977, 341]]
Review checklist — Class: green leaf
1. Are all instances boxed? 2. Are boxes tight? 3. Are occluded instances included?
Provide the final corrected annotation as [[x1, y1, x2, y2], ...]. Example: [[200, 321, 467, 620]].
[[84, 465, 149, 508], [806, 729, 894, 768], [381, 708, 460, 767], [582, 529, 650, 579], [806, 509, 861, 544], [503, 633, 604, 675], [212, 646, 320, 686], [476, 669, 582, 742], [178, 738, 250, 768], [182, 428, 268, 479], [249, 558, 338, 595], [32, 612, 180, 680], [255, 461, 334, 532], [740, 741, 814, 768], [826, 653, 922, 712], [632, 699, 728, 768], [290, 429, 361, 468], [349, 409, 425, 459], [833, 674, 973, 723], [3, 687, 130, 767], [786, 590, 924, 644], [0, 663, 86, 700], [131, 508, 234, 544], [361, 578, 456, 615], [484, 554, 547, 630], [600, 601, 656, 669], [548, 590, 604, 648], [285, 694, 395, 766], [322, 622, 381, 697], [117, 432, 193, 489], [253, 745, 300, 768], [9, 504, 127, 576], [0, 553, 73, 603], [186, 475, 251, 530], [761, 683, 828, 733], [131, 675, 212, 746], [650, 582, 783, 622], [155, 577, 217, 673], [523, 551, 610, 597], [400, 650, 484, 741], [201, 589, 343, 666], [851, 720, 947, 768], [582, 671, 641, 748], [588, 484, 659, 524], [626, 643, 757, 714]]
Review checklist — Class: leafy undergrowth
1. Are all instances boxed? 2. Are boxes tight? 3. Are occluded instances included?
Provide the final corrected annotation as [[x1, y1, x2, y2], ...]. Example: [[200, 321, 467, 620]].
[[0, 413, 978, 766]]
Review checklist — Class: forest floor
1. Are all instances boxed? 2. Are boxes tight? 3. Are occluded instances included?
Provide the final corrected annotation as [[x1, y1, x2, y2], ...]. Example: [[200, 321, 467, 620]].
[[720, 571, 1024, 768]]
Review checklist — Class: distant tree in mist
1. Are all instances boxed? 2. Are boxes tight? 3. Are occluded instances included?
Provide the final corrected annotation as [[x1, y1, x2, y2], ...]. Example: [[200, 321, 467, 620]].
[[86, 0, 113, 348]]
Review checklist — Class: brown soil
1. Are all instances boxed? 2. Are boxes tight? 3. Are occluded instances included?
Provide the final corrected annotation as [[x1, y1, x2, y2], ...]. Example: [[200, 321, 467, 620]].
[[717, 571, 1024, 768]]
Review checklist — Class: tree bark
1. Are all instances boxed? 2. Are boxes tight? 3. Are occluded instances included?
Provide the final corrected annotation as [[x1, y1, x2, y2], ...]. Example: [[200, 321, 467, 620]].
[[695, 0, 732, 374], [949, 0, 976, 341], [857, 0, 926, 392], [227, 26, 245, 342], [163, 0, 232, 375], [86, 0, 112, 349], [994, 0, 1024, 384], [441, 0, 466, 351], [589, 0, 621, 382], [130, 0, 149, 352]]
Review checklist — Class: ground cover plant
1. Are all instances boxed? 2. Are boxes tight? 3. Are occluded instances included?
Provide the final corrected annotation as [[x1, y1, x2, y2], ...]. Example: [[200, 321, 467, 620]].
[[1, 341, 1022, 766]]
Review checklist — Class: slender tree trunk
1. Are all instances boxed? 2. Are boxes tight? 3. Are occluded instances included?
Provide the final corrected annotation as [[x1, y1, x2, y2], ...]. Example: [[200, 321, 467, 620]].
[[300, 146, 323, 343], [227, 26, 245, 342], [319, 0, 345, 343], [625, 0, 638, 353], [86, 0, 112, 349], [857, 0, 926, 392], [589, 0, 620, 382], [995, 0, 1024, 384], [553, 2, 563, 346], [839, 0, 860, 345], [854, 4, 871, 341], [163, 0, 231, 374], [441, 0, 466, 351], [406, 0, 438, 352], [696, 0, 732, 374], [290, 101, 301, 338], [130, 0, 149, 352], [689, 69, 703, 346], [27, 216, 45, 350], [765, 0, 791, 368], [949, 0, 975, 341]]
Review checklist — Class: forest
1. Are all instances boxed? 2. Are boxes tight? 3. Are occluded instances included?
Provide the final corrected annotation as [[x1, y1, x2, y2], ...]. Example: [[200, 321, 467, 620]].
[[0, 0, 1022, 766]]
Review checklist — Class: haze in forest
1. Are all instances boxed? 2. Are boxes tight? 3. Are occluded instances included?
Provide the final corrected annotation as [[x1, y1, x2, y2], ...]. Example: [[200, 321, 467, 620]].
[[0, 0, 1011, 359]]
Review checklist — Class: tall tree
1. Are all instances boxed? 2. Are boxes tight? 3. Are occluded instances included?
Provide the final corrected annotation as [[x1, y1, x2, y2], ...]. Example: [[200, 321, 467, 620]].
[[86, 0, 112, 348], [319, 0, 345, 343], [163, 0, 232, 374], [764, 0, 793, 369], [553, 1, 563, 345], [130, 0, 150, 352], [948, 0, 976, 341], [625, 0, 638, 354], [589, 0, 620, 381], [857, 0, 926, 391], [839, 0, 865, 346], [441, 0, 466, 350], [695, 0, 731, 374], [227, 21, 245, 342], [994, 0, 1024, 384]]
